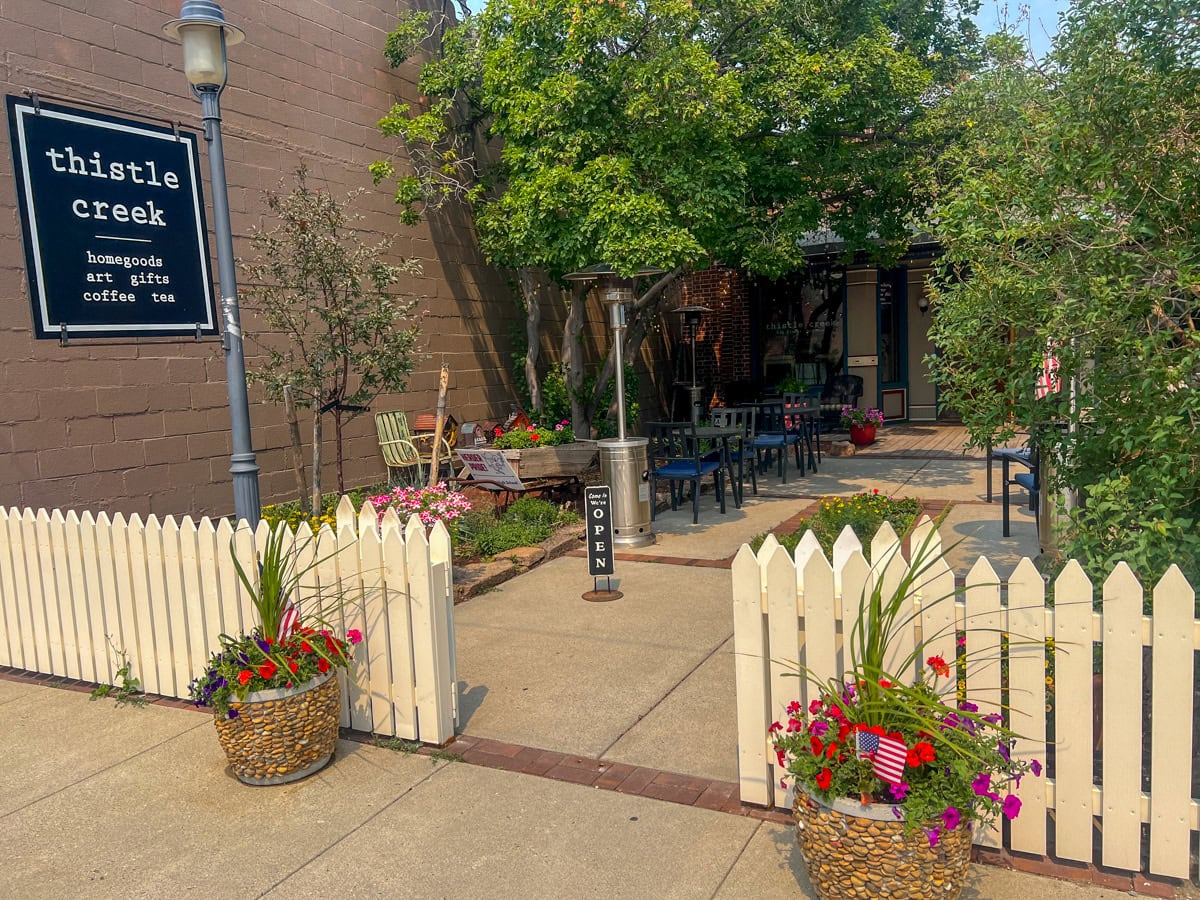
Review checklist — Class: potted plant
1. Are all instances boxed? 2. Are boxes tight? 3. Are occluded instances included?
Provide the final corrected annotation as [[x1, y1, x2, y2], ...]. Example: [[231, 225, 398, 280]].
[[189, 526, 362, 785], [771, 538, 1041, 899], [490, 420, 598, 478], [840, 405, 884, 446]]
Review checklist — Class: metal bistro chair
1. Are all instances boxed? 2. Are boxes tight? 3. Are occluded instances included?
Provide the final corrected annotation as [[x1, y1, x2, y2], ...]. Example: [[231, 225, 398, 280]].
[[993, 444, 1040, 538], [754, 401, 805, 483], [374, 411, 453, 486], [709, 407, 757, 504], [647, 421, 727, 524], [783, 392, 820, 470]]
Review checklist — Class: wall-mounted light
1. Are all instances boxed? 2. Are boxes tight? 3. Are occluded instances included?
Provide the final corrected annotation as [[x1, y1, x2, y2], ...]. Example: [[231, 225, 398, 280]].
[[917, 294, 930, 314]]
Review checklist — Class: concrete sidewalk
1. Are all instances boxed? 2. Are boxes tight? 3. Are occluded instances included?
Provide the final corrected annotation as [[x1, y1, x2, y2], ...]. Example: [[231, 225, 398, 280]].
[[0, 682, 1126, 899]]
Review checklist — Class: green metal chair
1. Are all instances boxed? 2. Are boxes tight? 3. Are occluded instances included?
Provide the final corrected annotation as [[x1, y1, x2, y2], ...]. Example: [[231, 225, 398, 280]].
[[374, 411, 453, 485]]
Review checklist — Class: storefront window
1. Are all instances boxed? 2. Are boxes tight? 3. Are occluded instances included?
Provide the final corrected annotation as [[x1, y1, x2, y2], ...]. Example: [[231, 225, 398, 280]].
[[754, 266, 845, 392]]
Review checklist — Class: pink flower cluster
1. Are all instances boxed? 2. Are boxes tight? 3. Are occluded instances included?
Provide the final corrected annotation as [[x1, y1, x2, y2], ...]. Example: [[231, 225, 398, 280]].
[[367, 482, 472, 527]]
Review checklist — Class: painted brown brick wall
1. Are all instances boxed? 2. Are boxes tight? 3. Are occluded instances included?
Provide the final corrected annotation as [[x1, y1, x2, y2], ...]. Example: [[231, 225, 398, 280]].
[[674, 267, 751, 409], [0, 0, 522, 517]]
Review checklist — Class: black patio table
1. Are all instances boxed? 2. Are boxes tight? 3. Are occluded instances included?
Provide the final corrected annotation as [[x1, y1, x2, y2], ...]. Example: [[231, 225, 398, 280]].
[[693, 425, 745, 508]]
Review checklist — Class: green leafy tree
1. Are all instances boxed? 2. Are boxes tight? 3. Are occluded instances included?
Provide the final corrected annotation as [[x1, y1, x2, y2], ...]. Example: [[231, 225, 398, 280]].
[[373, 0, 981, 435], [242, 168, 423, 504], [927, 1, 1200, 584]]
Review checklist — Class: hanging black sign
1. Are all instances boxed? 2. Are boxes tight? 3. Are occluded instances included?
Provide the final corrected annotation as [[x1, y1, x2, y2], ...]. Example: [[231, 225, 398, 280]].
[[6, 96, 216, 340], [585, 486, 615, 577]]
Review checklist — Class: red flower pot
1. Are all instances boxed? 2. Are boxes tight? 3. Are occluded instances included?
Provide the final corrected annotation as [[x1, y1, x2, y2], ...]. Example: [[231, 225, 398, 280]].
[[849, 423, 876, 446]]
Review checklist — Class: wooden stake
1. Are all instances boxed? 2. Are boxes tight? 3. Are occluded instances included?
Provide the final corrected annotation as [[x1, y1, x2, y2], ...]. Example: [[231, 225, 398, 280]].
[[428, 364, 450, 490]]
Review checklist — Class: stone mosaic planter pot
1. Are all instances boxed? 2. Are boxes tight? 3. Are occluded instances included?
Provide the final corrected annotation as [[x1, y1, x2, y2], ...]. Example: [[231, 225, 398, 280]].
[[793, 790, 972, 899], [213, 671, 341, 786]]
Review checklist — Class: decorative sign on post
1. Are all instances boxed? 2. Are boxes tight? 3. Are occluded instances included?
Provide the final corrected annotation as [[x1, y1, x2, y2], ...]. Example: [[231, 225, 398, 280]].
[[6, 95, 217, 340], [583, 485, 621, 601]]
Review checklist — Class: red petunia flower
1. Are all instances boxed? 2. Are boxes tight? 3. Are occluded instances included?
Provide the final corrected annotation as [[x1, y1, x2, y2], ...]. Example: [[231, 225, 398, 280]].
[[530, 433, 541, 442], [237, 669, 253, 686], [926, 655, 950, 677], [317, 657, 330, 674], [815, 767, 832, 790], [288, 660, 299, 674], [258, 660, 278, 679], [810, 736, 824, 756], [300, 641, 313, 653], [914, 741, 936, 763]]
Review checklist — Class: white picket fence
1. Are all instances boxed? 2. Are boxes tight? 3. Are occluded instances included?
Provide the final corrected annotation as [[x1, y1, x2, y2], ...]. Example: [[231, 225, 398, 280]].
[[0, 496, 456, 745], [733, 518, 1200, 879]]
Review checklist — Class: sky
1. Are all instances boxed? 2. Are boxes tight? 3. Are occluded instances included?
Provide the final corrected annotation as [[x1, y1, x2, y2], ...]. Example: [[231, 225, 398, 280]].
[[458, 0, 1071, 58], [973, 0, 1070, 58]]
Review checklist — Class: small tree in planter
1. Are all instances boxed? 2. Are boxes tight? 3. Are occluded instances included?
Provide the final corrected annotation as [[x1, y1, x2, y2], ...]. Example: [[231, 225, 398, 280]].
[[242, 166, 423, 508]]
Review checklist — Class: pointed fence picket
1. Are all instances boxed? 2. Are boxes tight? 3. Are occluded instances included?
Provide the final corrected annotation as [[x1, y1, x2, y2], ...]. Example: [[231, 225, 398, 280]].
[[731, 518, 1200, 879], [0, 500, 457, 746]]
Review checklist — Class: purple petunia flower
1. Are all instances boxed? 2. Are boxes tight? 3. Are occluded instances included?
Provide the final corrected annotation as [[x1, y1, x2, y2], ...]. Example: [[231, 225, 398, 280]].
[[810, 720, 829, 738], [997, 741, 1011, 762], [1002, 794, 1022, 819], [972, 772, 991, 796], [889, 782, 909, 801], [255, 638, 270, 654], [958, 700, 979, 713], [227, 708, 239, 719], [942, 806, 961, 830], [927, 827, 941, 848], [1031, 759, 1042, 777], [892, 806, 902, 819]]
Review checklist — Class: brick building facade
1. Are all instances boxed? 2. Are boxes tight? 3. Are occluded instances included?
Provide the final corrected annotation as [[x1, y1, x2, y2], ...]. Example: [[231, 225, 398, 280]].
[[0, 0, 594, 517]]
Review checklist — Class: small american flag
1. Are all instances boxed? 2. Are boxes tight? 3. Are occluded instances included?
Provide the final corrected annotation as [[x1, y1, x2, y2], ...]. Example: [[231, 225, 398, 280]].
[[1035, 343, 1061, 400], [278, 600, 300, 642], [856, 730, 880, 759], [872, 734, 908, 785]]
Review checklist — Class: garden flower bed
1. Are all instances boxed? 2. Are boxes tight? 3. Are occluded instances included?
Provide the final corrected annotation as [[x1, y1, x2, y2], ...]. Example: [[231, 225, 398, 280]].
[[750, 490, 924, 557]]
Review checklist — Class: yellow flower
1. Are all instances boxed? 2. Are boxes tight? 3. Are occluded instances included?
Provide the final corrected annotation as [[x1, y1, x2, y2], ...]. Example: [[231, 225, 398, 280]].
[[1045, 676, 1053, 686]]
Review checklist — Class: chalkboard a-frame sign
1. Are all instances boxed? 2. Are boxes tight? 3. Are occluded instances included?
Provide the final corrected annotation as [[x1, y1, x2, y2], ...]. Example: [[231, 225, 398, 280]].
[[6, 95, 217, 340]]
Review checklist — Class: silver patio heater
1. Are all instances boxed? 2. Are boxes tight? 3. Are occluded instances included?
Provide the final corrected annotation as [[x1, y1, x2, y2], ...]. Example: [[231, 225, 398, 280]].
[[565, 264, 663, 547], [673, 305, 711, 423]]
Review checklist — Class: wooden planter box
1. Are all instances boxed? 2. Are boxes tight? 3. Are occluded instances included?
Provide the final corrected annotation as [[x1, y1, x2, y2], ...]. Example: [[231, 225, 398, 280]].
[[500, 440, 598, 479]]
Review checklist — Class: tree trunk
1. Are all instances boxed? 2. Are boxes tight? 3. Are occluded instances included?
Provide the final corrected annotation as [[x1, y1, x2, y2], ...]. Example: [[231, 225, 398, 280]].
[[333, 408, 345, 494], [561, 282, 590, 437], [283, 385, 310, 512], [517, 267, 543, 413], [311, 411, 323, 516]]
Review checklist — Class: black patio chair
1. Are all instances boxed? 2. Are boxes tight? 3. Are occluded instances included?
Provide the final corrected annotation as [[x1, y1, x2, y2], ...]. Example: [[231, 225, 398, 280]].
[[820, 374, 864, 426], [753, 402, 805, 482], [710, 406, 757, 504], [994, 444, 1039, 537], [647, 421, 727, 524], [783, 392, 820, 469]]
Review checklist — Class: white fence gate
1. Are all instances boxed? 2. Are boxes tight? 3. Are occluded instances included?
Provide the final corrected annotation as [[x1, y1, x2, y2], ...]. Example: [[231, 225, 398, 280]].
[[0, 496, 457, 745], [733, 518, 1199, 878]]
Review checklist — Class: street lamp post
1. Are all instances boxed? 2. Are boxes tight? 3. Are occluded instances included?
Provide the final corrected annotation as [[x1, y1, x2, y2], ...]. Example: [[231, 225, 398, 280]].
[[163, 1, 260, 525]]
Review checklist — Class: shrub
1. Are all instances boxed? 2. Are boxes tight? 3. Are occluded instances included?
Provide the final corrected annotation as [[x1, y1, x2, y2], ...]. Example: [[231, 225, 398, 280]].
[[455, 497, 579, 559], [491, 421, 575, 449]]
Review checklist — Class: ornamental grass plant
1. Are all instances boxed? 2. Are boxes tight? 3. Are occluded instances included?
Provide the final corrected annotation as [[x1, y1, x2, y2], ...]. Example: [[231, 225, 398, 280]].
[[188, 525, 362, 719], [771, 533, 1041, 847]]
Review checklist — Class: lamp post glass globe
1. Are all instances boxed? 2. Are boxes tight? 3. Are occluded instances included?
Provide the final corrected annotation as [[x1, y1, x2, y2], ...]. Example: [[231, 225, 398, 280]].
[[162, 0, 245, 89]]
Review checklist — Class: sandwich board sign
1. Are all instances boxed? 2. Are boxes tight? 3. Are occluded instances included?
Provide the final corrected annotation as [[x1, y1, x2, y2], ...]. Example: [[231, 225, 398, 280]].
[[6, 95, 217, 340]]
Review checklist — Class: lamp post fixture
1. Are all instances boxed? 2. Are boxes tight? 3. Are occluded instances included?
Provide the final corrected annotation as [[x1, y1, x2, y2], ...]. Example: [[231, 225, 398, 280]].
[[673, 305, 711, 424], [163, 1, 260, 525]]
